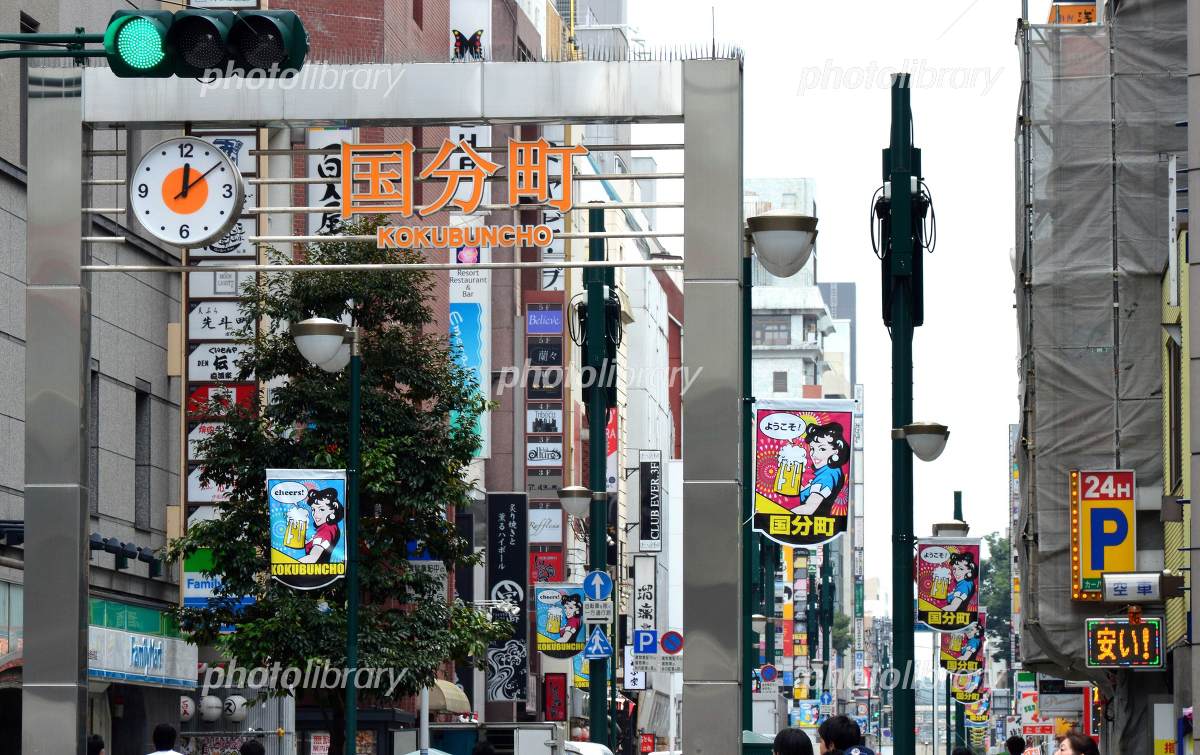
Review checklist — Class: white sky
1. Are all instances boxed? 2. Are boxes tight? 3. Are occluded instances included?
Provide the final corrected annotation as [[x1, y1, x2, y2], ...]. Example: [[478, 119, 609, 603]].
[[628, 0, 1055, 591]]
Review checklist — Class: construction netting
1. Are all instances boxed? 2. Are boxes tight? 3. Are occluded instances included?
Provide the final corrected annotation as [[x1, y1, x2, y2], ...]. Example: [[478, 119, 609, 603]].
[[1014, 0, 1185, 735]]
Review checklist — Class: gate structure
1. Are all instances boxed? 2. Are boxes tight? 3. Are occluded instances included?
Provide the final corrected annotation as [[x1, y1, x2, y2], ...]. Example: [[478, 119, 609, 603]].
[[24, 58, 744, 754]]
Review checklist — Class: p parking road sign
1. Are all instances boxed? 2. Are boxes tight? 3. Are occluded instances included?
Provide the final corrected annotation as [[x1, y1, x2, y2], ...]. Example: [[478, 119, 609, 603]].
[[1071, 469, 1136, 601], [633, 629, 658, 654]]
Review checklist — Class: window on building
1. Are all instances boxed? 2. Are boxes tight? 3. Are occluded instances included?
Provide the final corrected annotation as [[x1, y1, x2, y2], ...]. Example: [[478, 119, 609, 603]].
[[1168, 337, 1183, 492], [89, 371, 99, 515], [517, 40, 533, 61], [805, 362, 818, 386], [413, 0, 423, 28], [773, 371, 788, 393], [19, 12, 39, 166], [134, 384, 151, 531], [754, 316, 790, 346]]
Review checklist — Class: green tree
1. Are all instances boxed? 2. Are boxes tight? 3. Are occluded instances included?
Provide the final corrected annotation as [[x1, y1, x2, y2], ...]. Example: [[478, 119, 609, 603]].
[[831, 612, 852, 655], [167, 218, 509, 755], [980, 532, 1013, 667]]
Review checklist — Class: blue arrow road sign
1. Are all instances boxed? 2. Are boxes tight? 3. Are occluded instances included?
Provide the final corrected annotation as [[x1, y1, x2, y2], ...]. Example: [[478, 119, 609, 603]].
[[820, 690, 833, 705], [585, 626, 613, 659], [583, 570, 614, 601], [633, 629, 658, 654]]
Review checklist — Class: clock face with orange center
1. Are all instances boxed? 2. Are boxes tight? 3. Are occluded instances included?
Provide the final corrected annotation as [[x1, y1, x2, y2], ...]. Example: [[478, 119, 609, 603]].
[[130, 137, 244, 247]]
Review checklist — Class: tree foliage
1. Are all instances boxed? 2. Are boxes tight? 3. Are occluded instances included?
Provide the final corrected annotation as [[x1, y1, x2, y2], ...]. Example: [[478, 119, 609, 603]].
[[832, 612, 852, 655], [167, 218, 509, 748], [979, 532, 1013, 667]]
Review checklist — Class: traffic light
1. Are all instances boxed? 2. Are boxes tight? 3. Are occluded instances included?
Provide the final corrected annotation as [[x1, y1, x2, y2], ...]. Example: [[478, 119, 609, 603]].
[[103, 10, 308, 78], [577, 291, 621, 414]]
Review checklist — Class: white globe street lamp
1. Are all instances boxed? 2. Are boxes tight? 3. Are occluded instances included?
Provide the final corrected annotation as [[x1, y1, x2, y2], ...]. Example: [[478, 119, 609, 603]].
[[557, 485, 592, 519], [746, 210, 819, 278], [893, 422, 950, 462], [290, 316, 348, 368]]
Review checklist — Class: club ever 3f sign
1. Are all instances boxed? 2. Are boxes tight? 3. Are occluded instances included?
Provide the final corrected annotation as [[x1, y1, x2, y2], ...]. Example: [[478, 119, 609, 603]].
[[338, 138, 588, 250]]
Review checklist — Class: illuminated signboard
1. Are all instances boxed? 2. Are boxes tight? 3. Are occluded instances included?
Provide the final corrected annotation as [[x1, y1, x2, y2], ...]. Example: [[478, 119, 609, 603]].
[[1070, 470, 1136, 601], [1085, 617, 1163, 669]]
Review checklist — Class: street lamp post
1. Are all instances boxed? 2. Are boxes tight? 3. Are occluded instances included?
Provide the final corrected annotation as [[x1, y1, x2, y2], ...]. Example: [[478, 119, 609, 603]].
[[742, 211, 819, 745], [875, 73, 949, 755], [291, 317, 361, 755]]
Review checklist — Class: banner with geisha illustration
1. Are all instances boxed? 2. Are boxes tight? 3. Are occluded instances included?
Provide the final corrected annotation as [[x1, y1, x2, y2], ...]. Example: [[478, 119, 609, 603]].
[[753, 399, 856, 547], [916, 538, 981, 632], [940, 611, 987, 674], [951, 671, 986, 704], [534, 584, 587, 659], [267, 469, 348, 590]]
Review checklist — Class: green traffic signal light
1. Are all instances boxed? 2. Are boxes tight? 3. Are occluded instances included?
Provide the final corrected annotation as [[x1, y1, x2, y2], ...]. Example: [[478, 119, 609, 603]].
[[104, 11, 173, 77], [103, 9, 307, 78]]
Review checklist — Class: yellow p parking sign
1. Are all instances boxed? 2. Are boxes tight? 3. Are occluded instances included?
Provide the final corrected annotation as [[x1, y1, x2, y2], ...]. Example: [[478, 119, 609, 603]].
[[1071, 469, 1136, 600]]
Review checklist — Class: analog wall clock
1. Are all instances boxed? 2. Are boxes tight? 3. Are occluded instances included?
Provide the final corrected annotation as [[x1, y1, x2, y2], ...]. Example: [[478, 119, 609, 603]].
[[130, 136, 245, 247]]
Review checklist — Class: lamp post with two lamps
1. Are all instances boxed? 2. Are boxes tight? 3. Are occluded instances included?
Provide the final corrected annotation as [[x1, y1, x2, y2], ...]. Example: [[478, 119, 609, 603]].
[[289, 316, 361, 753]]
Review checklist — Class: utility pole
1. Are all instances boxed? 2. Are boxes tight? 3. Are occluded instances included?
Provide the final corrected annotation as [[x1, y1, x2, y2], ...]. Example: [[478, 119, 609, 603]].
[[878, 72, 925, 755], [586, 207, 610, 748]]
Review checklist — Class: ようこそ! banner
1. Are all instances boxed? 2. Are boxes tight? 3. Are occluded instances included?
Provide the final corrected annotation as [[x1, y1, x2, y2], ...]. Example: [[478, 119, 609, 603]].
[[753, 399, 856, 547], [267, 469, 348, 590], [917, 538, 981, 632]]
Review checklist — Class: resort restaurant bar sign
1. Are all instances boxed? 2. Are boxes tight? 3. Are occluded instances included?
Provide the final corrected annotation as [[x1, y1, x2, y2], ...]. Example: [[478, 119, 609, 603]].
[[339, 139, 588, 248]]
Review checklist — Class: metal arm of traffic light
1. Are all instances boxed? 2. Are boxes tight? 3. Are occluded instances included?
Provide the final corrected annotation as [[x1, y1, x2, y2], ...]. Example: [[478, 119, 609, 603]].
[[0, 29, 104, 61]]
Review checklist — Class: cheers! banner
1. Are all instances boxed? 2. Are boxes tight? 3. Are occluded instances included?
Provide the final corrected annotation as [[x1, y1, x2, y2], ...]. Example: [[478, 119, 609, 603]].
[[917, 538, 981, 632], [941, 611, 987, 674], [267, 469, 348, 590], [752, 399, 855, 547]]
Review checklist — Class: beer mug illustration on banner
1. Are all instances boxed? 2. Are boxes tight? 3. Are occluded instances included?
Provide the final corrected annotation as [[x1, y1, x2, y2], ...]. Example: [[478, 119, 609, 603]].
[[284, 506, 308, 549], [931, 566, 951, 600], [774, 443, 806, 496], [547, 606, 563, 635], [948, 633, 964, 653]]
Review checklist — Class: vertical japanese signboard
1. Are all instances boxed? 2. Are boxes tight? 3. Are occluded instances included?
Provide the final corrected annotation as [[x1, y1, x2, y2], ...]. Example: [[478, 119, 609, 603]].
[[185, 129, 259, 616], [307, 127, 355, 235], [1070, 469, 1136, 601], [450, 231, 491, 458], [266, 469, 348, 590], [752, 399, 855, 547], [633, 555, 657, 631], [916, 538, 981, 632], [639, 450, 663, 552], [486, 492, 528, 701]]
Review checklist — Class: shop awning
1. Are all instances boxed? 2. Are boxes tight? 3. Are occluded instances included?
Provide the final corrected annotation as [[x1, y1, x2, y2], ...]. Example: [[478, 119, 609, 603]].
[[427, 679, 471, 714]]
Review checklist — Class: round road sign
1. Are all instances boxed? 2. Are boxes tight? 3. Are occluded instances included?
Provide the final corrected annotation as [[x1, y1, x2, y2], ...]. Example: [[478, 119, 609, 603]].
[[660, 630, 684, 655]]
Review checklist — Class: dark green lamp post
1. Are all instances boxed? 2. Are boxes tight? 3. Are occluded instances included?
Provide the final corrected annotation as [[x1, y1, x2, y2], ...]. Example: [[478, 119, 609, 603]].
[[292, 317, 360, 755]]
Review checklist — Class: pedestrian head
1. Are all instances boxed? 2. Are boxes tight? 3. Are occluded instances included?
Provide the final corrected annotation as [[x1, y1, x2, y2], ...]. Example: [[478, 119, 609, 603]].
[[774, 727, 814, 755], [817, 714, 861, 753], [239, 742, 266, 755], [473, 739, 497, 755], [1056, 731, 1100, 755], [86, 734, 105, 755], [152, 723, 177, 750], [1006, 735, 1028, 755]]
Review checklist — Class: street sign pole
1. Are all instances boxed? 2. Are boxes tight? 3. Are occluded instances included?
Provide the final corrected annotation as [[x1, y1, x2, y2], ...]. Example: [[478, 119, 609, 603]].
[[882, 73, 921, 755], [586, 207, 610, 748]]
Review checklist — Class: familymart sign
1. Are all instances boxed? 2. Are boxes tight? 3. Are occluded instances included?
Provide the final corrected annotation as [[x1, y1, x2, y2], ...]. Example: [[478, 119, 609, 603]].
[[339, 138, 587, 248]]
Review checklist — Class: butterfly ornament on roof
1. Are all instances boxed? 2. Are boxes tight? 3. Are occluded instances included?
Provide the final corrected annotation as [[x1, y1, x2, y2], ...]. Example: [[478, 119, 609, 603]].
[[453, 29, 484, 61]]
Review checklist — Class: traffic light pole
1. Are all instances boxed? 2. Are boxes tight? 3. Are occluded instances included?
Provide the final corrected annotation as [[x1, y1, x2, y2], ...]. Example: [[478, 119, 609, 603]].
[[0, 30, 103, 61], [884, 74, 918, 755], [741, 246, 756, 737], [587, 207, 610, 749]]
